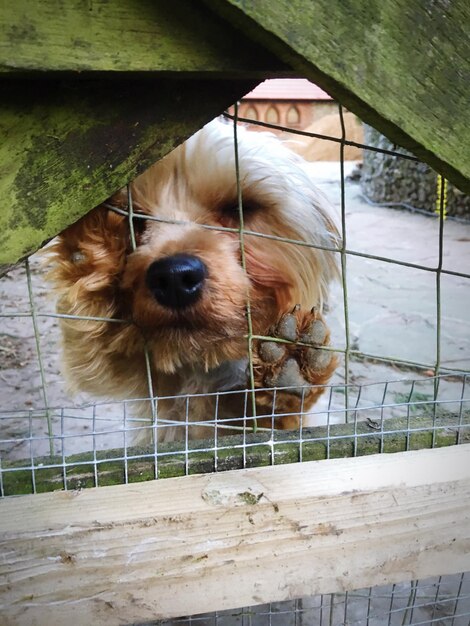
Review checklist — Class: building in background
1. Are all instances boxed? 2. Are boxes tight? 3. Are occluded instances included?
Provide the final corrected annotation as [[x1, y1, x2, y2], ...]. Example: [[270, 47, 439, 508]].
[[236, 79, 335, 132], [232, 79, 363, 161]]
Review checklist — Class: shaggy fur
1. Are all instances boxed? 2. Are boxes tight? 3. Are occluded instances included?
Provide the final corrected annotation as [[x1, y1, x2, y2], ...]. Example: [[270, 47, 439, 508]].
[[48, 119, 340, 441]]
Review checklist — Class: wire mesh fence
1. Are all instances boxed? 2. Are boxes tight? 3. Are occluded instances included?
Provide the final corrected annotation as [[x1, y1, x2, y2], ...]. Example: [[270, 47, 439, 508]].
[[0, 92, 469, 624], [1, 374, 469, 495], [153, 573, 470, 626]]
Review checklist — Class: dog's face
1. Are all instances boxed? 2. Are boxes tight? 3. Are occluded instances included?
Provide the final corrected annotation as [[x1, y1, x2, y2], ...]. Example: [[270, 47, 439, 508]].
[[49, 120, 338, 376]]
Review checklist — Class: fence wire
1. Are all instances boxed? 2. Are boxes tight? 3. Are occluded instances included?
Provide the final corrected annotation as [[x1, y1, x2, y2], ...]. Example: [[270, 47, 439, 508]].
[[0, 94, 469, 624], [154, 572, 470, 626]]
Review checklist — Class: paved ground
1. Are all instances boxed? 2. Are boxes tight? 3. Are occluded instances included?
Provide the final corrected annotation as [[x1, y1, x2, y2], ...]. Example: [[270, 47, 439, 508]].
[[308, 162, 470, 425], [313, 162, 470, 372]]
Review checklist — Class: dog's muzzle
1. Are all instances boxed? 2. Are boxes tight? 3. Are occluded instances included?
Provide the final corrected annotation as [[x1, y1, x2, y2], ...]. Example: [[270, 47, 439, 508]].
[[145, 254, 207, 309]]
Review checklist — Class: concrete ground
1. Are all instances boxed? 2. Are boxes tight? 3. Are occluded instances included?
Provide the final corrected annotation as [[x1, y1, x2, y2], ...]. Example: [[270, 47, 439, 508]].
[[313, 162, 470, 371], [307, 162, 470, 426]]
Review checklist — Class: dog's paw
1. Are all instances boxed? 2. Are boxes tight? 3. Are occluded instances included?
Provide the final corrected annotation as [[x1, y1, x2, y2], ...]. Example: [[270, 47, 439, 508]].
[[256, 308, 336, 397]]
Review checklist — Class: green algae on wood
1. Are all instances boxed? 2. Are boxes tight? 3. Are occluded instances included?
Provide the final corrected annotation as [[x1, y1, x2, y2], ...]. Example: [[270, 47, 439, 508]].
[[2, 412, 468, 496], [0, 78, 256, 268]]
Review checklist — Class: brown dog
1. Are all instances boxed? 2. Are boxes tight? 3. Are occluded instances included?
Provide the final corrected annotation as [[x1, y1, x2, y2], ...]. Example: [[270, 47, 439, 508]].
[[48, 119, 339, 442]]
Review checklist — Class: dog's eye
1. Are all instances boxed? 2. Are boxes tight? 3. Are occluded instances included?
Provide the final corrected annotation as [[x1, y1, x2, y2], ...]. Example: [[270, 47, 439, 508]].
[[129, 212, 148, 245], [219, 200, 259, 226], [132, 212, 147, 229]]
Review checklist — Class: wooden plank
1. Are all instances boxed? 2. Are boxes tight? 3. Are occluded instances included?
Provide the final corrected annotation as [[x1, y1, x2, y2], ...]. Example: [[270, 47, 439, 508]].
[[0, 78, 256, 269], [205, 0, 470, 192], [0, 0, 287, 76], [2, 411, 469, 495], [1, 444, 469, 625]]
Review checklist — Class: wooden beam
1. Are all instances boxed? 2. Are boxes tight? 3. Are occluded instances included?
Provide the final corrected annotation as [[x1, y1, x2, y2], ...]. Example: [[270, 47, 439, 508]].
[[0, 1, 283, 270], [1, 445, 470, 625], [204, 0, 470, 192], [0, 0, 287, 76], [0, 78, 256, 270]]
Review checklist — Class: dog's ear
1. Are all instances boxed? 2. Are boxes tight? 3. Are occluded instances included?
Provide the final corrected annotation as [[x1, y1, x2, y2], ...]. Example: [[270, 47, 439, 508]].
[[46, 206, 129, 303]]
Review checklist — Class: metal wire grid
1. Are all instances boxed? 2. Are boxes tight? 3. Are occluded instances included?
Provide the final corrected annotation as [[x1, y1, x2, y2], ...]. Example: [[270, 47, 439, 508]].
[[0, 373, 469, 492], [152, 573, 470, 626], [1, 103, 469, 474], [0, 97, 469, 623]]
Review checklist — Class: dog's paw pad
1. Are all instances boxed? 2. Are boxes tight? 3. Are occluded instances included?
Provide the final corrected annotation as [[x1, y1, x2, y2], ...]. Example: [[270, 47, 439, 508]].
[[256, 309, 335, 398], [259, 341, 286, 362], [276, 313, 298, 342], [306, 346, 333, 371], [301, 318, 328, 346], [265, 359, 306, 397]]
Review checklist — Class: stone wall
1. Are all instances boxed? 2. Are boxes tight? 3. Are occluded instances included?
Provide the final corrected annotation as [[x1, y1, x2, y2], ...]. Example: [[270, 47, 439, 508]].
[[361, 126, 470, 218]]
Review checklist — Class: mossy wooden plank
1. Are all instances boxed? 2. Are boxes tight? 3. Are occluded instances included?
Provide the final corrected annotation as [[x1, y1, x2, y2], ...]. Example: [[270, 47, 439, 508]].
[[0, 78, 256, 268], [2, 412, 468, 496], [0, 0, 287, 76], [205, 0, 470, 192]]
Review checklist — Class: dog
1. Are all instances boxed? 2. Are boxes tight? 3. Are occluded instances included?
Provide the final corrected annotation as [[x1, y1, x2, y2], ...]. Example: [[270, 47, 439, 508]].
[[48, 119, 340, 442]]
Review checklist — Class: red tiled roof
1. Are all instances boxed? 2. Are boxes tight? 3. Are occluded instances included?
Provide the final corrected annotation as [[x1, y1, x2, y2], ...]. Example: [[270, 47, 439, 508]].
[[243, 79, 332, 101]]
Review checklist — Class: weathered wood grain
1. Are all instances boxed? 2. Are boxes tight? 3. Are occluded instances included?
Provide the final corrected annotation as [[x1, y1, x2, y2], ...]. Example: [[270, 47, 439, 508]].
[[0, 0, 286, 76], [205, 0, 470, 192], [1, 444, 469, 625]]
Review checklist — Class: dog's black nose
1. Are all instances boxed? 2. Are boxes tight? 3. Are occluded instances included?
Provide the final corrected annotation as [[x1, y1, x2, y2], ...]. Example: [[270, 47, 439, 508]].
[[146, 254, 207, 309]]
